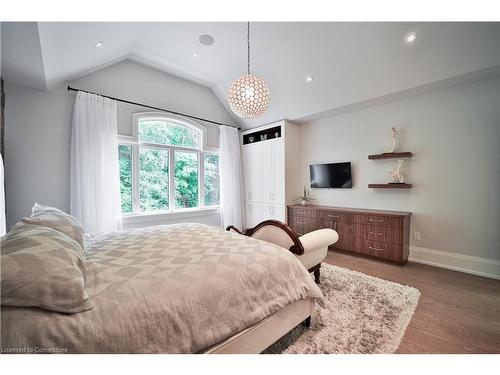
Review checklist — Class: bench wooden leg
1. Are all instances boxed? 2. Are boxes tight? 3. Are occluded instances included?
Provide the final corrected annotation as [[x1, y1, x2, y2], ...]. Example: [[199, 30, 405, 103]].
[[314, 268, 320, 284], [308, 264, 321, 284]]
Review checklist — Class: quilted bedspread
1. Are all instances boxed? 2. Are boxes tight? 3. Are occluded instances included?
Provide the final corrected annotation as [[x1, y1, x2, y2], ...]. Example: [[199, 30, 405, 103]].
[[1, 223, 323, 353]]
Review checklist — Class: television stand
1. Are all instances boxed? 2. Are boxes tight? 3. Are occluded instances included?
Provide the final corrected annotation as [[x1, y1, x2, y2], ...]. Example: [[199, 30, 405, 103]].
[[287, 205, 411, 263]]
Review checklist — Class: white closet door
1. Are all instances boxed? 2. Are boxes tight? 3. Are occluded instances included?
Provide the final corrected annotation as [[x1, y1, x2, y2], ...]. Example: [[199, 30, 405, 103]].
[[241, 143, 261, 202], [271, 203, 286, 222], [244, 202, 255, 229], [259, 203, 272, 222], [260, 140, 273, 204], [272, 138, 285, 204], [261, 138, 285, 204], [253, 203, 265, 226], [246, 202, 269, 228], [260, 203, 286, 222]]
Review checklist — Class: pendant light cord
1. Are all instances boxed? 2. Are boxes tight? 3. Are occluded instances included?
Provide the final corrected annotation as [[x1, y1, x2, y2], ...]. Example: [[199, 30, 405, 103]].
[[247, 21, 251, 75]]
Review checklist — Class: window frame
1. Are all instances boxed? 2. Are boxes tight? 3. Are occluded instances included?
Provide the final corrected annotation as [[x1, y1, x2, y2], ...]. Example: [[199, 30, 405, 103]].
[[118, 112, 219, 217]]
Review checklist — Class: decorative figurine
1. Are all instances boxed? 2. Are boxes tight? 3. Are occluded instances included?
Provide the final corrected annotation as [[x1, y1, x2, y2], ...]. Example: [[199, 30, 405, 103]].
[[389, 160, 405, 183], [390, 125, 398, 153], [294, 186, 315, 206]]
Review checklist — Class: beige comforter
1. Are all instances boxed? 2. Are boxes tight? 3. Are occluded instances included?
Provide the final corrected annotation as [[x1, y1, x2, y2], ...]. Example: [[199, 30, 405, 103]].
[[1, 223, 322, 353]]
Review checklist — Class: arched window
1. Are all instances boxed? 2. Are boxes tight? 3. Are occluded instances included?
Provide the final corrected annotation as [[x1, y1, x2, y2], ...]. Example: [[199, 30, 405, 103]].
[[118, 114, 219, 214]]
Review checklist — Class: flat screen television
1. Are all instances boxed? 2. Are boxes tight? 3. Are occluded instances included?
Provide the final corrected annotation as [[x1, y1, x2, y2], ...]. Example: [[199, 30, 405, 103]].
[[310, 162, 352, 188]]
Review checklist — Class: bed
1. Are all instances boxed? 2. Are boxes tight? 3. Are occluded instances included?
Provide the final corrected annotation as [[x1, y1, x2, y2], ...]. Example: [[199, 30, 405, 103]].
[[1, 222, 324, 353]]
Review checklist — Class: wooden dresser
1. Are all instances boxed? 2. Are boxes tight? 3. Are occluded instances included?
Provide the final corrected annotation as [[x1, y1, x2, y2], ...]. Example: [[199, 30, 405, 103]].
[[287, 205, 411, 263]]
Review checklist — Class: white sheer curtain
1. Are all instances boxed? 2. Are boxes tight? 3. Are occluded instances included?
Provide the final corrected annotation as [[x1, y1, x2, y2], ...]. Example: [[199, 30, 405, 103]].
[[0, 153, 6, 236], [70, 91, 122, 233], [219, 126, 243, 229]]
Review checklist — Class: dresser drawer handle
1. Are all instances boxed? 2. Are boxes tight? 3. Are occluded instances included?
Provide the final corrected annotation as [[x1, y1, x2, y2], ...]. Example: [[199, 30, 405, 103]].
[[296, 211, 305, 214], [369, 232, 383, 236], [368, 246, 384, 252], [369, 218, 384, 223], [328, 214, 340, 218], [297, 221, 304, 224]]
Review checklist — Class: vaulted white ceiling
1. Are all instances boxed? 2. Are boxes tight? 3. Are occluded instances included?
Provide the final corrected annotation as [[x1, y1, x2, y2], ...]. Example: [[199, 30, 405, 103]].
[[2, 22, 500, 128]]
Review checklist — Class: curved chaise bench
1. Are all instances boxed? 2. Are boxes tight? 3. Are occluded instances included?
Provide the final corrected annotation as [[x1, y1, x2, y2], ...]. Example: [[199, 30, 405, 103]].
[[226, 220, 338, 283]]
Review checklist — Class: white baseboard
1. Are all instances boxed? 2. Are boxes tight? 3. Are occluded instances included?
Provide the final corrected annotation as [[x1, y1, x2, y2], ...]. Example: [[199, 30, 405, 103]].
[[409, 246, 500, 280]]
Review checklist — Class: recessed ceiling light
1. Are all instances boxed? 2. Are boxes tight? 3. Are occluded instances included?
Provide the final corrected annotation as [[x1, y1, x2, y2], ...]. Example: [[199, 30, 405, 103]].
[[405, 31, 418, 44], [95, 41, 104, 48], [198, 34, 215, 46], [193, 52, 198, 58], [305, 75, 313, 83]]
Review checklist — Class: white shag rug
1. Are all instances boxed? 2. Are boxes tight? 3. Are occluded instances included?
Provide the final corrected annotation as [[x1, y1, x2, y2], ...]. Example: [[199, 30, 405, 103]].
[[264, 263, 420, 354]]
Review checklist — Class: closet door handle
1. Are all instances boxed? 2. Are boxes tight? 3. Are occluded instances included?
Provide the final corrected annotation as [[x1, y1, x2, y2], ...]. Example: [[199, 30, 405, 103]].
[[369, 246, 383, 252], [369, 232, 383, 236], [369, 218, 384, 223]]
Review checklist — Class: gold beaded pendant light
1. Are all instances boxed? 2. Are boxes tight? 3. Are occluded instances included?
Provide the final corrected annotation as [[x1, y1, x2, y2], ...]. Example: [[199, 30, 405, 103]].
[[228, 22, 270, 119]]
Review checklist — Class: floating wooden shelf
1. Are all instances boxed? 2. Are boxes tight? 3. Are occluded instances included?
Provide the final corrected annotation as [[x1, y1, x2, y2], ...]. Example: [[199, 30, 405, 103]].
[[368, 152, 413, 160], [369, 183, 412, 189]]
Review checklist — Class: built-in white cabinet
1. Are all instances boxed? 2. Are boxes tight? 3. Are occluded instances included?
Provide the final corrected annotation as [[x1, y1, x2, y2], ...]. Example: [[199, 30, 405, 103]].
[[260, 138, 285, 205], [244, 202, 258, 228], [244, 202, 286, 228], [241, 142, 261, 202], [241, 120, 300, 230], [262, 203, 286, 223]]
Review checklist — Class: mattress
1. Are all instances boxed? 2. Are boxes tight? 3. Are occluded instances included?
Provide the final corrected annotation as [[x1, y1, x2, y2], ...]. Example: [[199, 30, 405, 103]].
[[1, 223, 323, 353]]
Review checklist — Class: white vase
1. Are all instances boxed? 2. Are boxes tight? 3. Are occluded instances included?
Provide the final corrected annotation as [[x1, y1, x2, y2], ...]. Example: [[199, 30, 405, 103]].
[[300, 200, 306, 206]]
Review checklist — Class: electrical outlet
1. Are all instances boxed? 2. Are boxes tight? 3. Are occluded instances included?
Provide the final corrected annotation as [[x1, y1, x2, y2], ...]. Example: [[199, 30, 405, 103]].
[[414, 232, 421, 241]]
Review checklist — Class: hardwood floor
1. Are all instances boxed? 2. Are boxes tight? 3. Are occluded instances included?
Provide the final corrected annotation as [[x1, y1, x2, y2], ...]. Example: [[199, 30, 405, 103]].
[[324, 250, 500, 353]]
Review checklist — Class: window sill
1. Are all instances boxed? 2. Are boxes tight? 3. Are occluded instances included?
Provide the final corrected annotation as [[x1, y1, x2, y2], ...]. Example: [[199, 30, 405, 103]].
[[122, 207, 220, 226]]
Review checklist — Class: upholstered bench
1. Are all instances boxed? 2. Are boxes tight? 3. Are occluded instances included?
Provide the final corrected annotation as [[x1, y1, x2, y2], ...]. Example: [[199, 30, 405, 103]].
[[226, 220, 338, 283]]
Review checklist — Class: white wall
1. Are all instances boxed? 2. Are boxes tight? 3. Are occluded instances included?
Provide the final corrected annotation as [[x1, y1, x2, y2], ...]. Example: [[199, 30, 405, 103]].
[[4, 60, 234, 229], [70, 60, 232, 147], [298, 77, 500, 267], [4, 84, 73, 227]]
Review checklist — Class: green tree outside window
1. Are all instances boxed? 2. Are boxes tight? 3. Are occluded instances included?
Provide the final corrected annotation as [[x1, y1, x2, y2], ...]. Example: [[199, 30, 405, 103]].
[[118, 118, 220, 214]]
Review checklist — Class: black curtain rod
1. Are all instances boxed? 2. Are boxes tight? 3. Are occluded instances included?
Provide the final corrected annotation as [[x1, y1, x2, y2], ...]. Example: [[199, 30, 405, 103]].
[[67, 86, 241, 130]]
